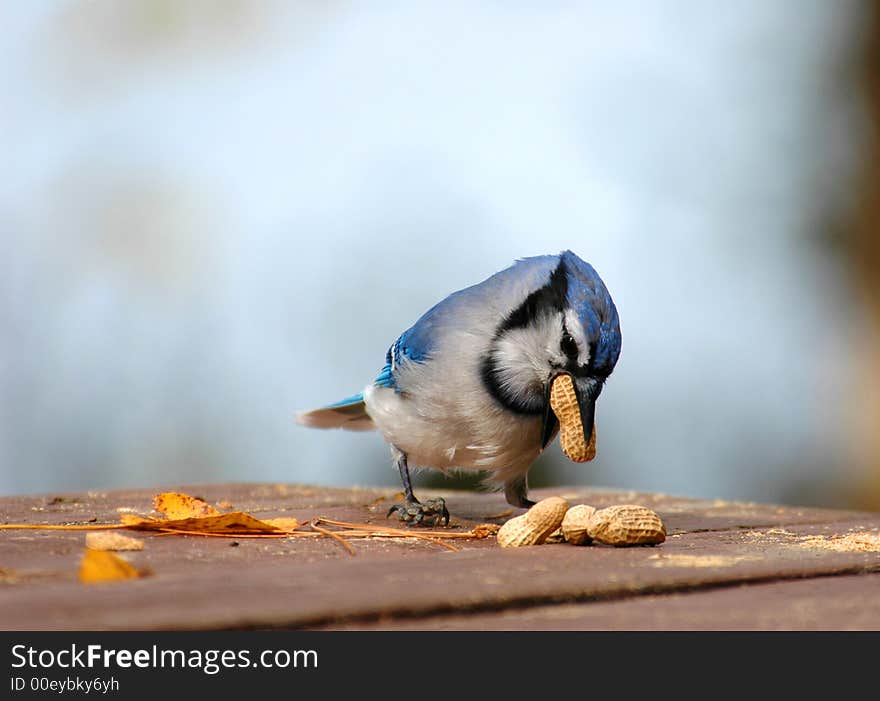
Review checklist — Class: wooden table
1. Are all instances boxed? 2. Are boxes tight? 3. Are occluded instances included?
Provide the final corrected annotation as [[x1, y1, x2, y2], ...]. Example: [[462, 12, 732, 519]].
[[1, 484, 879, 630]]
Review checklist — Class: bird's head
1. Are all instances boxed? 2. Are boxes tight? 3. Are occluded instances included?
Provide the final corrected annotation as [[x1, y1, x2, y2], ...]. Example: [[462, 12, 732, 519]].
[[481, 250, 621, 452]]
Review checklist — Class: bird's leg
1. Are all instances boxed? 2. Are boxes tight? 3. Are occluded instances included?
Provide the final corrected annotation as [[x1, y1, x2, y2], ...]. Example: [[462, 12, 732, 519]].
[[504, 475, 536, 509], [386, 446, 449, 526]]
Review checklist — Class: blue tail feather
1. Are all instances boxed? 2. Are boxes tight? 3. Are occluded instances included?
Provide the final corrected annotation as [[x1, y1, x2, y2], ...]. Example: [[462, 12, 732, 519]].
[[296, 392, 374, 431], [325, 392, 365, 408]]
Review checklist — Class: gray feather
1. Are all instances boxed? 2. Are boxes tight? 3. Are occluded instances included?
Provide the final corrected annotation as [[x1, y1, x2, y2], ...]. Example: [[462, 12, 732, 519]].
[[296, 403, 375, 431]]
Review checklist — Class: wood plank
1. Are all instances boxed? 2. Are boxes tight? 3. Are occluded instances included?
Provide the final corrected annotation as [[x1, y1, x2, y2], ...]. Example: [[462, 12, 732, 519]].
[[1, 484, 878, 630], [315, 574, 880, 630]]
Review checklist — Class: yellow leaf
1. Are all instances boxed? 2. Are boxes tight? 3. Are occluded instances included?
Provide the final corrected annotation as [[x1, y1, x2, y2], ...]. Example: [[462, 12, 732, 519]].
[[119, 514, 159, 527], [161, 512, 284, 534], [85, 531, 144, 551], [153, 492, 220, 520], [130, 512, 285, 535], [79, 549, 142, 584], [262, 517, 300, 531]]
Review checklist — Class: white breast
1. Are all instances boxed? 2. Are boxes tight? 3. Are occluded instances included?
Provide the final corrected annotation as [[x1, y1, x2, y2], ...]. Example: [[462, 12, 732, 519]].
[[363, 339, 545, 488]]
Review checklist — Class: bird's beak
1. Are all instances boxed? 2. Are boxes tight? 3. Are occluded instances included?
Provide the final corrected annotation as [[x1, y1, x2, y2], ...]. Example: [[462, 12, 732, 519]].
[[542, 372, 600, 453], [541, 380, 559, 448]]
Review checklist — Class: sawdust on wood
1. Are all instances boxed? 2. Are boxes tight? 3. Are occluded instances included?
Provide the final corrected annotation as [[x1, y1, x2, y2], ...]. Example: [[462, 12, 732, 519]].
[[648, 553, 758, 568], [798, 531, 880, 552]]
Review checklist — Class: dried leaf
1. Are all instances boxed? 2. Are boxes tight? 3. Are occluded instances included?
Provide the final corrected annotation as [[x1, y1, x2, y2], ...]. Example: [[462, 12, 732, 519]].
[[129, 511, 285, 535], [79, 549, 142, 583], [119, 514, 161, 527], [85, 531, 144, 551], [472, 523, 501, 538], [113, 495, 294, 536], [153, 493, 220, 520], [262, 517, 300, 531], [5, 492, 493, 555]]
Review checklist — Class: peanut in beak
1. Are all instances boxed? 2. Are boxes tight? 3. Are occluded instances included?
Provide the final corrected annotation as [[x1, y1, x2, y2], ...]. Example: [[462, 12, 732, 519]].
[[549, 374, 596, 462]]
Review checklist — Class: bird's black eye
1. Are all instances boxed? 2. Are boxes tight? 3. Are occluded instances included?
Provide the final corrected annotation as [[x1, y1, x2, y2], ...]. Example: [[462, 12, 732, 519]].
[[561, 332, 578, 358]]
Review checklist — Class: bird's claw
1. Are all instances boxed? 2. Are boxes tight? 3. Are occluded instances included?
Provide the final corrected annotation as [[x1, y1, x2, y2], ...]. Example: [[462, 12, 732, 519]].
[[387, 497, 450, 527]]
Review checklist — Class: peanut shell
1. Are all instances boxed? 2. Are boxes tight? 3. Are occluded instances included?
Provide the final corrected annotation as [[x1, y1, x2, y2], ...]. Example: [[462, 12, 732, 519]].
[[549, 374, 596, 462], [497, 496, 569, 548], [586, 504, 666, 546], [561, 504, 597, 545]]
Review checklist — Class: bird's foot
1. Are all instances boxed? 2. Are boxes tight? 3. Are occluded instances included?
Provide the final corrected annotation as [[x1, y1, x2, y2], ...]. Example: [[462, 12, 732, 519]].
[[387, 497, 450, 527]]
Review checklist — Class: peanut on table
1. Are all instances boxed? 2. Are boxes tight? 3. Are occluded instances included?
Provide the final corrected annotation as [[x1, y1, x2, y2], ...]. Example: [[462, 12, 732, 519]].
[[497, 497, 666, 548]]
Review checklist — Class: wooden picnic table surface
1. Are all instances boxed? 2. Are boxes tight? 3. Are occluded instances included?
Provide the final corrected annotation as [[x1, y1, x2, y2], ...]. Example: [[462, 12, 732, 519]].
[[1, 483, 879, 630]]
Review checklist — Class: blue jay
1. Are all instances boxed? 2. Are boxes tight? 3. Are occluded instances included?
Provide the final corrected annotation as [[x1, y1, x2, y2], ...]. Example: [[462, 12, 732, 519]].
[[297, 250, 621, 525]]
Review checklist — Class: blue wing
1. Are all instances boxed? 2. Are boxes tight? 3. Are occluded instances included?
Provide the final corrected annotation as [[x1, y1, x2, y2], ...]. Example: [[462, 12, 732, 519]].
[[373, 254, 562, 390], [298, 312, 438, 429], [299, 253, 564, 428], [374, 317, 436, 390]]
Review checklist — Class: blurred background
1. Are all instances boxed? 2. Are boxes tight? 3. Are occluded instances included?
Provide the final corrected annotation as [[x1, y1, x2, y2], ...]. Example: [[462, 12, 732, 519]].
[[2, 1, 878, 510]]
